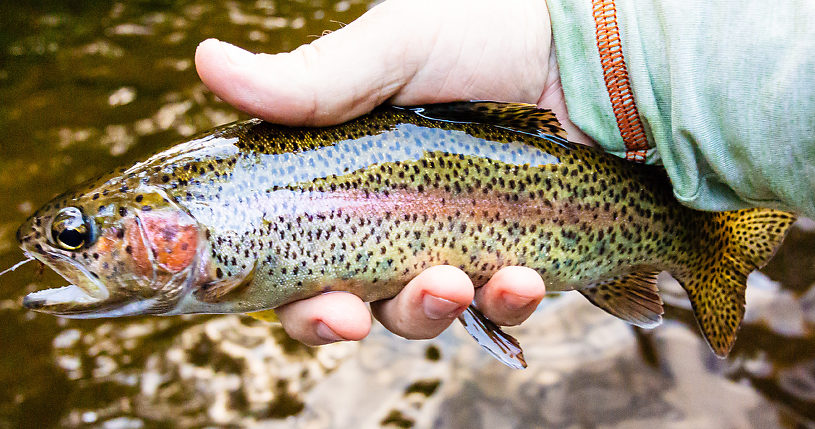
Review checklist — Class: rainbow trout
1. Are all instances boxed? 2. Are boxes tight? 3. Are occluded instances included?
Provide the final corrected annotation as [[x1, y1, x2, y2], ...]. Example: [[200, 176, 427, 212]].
[[13, 102, 795, 368]]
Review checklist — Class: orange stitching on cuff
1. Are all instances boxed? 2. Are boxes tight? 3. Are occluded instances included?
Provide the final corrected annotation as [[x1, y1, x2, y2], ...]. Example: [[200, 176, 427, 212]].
[[592, 0, 648, 163]]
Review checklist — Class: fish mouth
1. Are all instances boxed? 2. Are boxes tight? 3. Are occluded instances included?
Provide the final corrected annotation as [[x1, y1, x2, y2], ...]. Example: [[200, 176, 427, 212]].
[[21, 252, 113, 317], [23, 284, 100, 308], [21, 250, 176, 319]]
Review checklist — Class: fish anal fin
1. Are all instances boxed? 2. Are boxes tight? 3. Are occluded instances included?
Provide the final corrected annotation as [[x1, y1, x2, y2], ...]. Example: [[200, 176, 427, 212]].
[[404, 101, 569, 141], [579, 270, 664, 329], [457, 304, 526, 369], [245, 309, 279, 323]]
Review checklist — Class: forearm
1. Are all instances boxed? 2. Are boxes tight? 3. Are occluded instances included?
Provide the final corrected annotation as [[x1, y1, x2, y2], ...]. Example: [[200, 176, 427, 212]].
[[548, 0, 815, 218]]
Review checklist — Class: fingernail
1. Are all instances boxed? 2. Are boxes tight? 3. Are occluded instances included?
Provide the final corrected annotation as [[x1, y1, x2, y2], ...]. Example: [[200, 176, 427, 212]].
[[502, 293, 535, 311], [423, 294, 463, 320], [218, 40, 255, 65], [315, 321, 344, 343]]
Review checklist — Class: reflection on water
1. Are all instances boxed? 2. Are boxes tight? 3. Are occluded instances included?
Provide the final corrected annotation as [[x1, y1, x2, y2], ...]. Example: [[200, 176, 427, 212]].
[[0, 1, 813, 428]]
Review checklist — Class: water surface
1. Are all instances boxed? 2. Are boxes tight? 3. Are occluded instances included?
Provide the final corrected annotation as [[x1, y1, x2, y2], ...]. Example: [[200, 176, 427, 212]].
[[1, 1, 814, 428]]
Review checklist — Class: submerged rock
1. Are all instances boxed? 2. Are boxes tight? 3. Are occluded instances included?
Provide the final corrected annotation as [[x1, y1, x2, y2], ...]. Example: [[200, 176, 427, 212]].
[[47, 286, 812, 428]]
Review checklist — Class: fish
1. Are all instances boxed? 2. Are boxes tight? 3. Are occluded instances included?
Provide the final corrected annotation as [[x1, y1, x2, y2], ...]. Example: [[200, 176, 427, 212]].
[[12, 101, 795, 368]]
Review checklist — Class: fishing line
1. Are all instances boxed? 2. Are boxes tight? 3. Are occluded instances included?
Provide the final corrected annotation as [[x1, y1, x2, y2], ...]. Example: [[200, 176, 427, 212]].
[[0, 256, 35, 278]]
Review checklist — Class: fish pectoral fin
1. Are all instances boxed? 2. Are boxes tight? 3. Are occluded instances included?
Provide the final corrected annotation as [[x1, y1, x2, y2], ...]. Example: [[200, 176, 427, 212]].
[[245, 309, 279, 323], [579, 270, 664, 329], [402, 101, 569, 142], [195, 263, 255, 303], [457, 304, 527, 369]]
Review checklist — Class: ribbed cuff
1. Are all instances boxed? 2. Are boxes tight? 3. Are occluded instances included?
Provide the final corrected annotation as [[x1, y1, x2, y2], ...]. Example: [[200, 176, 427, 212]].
[[546, 0, 659, 163]]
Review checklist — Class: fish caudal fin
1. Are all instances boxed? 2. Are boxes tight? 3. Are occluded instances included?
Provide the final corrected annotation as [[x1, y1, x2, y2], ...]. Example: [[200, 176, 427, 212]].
[[677, 208, 796, 357], [579, 270, 664, 329], [458, 304, 527, 369]]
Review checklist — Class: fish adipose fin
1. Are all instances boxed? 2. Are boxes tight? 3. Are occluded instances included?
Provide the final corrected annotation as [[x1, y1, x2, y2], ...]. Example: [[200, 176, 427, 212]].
[[579, 270, 664, 329], [676, 208, 796, 357], [403, 101, 569, 142], [458, 304, 527, 369]]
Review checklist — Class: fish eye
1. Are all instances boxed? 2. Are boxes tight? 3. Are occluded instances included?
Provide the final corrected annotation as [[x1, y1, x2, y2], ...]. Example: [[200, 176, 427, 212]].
[[50, 207, 94, 251]]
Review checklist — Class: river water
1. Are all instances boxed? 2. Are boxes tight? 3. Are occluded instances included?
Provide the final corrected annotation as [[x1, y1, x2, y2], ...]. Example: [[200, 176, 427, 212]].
[[1, 1, 814, 428]]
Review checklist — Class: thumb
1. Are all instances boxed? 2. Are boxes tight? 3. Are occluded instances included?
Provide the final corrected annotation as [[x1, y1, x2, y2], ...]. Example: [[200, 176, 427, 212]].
[[194, 2, 428, 126]]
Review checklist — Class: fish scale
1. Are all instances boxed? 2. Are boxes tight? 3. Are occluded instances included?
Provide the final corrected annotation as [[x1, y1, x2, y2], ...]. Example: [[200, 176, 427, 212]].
[[15, 102, 796, 366], [179, 110, 691, 304]]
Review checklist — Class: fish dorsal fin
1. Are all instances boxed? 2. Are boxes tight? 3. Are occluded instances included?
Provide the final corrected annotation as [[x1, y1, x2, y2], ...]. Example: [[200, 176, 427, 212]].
[[457, 304, 526, 369], [404, 101, 569, 141], [579, 270, 664, 329], [245, 308, 279, 323]]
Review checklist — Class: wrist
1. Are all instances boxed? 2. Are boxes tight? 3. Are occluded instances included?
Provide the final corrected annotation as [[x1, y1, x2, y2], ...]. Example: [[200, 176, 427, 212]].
[[536, 41, 595, 147]]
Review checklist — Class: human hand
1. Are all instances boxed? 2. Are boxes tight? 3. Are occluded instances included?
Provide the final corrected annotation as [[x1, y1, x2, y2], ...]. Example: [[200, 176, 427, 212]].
[[194, 0, 589, 345]]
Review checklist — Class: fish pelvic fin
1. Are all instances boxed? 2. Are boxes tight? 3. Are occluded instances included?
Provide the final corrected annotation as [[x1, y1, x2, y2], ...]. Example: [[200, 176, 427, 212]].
[[245, 309, 279, 323], [677, 208, 796, 357], [579, 270, 664, 329], [457, 304, 526, 369]]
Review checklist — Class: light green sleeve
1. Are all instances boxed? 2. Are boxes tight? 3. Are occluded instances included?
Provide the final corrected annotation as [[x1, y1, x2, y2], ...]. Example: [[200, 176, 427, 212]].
[[547, 0, 815, 218]]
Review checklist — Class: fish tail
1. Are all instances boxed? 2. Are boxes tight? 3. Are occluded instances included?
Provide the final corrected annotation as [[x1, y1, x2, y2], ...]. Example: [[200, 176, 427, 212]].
[[675, 208, 796, 357]]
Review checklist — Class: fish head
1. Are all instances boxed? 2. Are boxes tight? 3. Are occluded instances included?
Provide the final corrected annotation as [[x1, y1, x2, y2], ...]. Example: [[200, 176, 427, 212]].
[[17, 181, 205, 318]]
